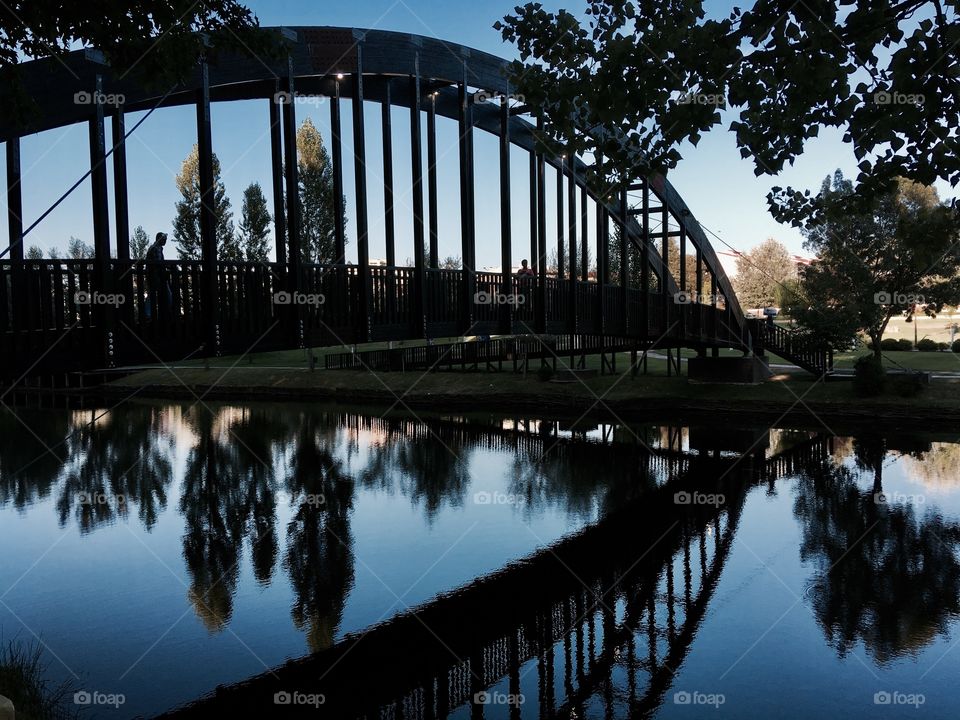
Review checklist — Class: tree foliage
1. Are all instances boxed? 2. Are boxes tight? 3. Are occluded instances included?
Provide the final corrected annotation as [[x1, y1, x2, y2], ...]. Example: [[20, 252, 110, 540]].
[[173, 143, 237, 260], [0, 1, 281, 127], [239, 182, 272, 262], [25, 245, 43, 259], [131, 225, 150, 260], [297, 118, 345, 264], [497, 0, 960, 203], [785, 171, 959, 357], [733, 238, 797, 309]]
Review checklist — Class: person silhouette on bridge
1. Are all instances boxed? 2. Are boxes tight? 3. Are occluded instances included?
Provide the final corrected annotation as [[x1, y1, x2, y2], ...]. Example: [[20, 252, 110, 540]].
[[145, 232, 172, 323], [516, 259, 535, 278]]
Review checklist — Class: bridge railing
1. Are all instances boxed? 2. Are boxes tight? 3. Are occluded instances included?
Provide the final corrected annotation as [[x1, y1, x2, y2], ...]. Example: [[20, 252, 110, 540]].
[[2, 258, 753, 377]]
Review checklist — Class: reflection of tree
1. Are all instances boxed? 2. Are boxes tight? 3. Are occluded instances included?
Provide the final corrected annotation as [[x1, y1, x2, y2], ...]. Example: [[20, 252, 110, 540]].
[[283, 413, 355, 652], [180, 408, 245, 631], [900, 442, 960, 490], [0, 408, 70, 511], [793, 455, 960, 664], [360, 423, 470, 522], [55, 406, 173, 533]]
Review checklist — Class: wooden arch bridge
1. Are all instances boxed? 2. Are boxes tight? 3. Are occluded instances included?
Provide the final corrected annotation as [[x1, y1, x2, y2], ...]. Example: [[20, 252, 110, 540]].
[[0, 27, 831, 382]]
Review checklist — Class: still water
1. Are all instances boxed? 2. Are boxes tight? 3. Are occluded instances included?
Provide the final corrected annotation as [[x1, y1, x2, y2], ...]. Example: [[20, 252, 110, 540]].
[[0, 401, 958, 718]]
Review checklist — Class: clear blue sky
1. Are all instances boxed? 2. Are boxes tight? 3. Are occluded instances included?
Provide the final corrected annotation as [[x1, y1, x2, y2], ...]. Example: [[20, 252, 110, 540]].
[[3, 0, 952, 275]]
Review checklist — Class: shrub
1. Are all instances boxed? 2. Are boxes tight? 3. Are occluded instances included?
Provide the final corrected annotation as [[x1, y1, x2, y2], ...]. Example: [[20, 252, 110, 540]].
[[938, 342, 950, 351], [896, 338, 914, 351], [853, 355, 886, 397], [953, 339, 960, 353], [916, 338, 939, 352], [880, 338, 900, 351]]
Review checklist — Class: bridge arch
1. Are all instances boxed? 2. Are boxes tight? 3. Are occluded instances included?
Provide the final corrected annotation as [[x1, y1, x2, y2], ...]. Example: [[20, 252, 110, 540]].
[[0, 26, 753, 380]]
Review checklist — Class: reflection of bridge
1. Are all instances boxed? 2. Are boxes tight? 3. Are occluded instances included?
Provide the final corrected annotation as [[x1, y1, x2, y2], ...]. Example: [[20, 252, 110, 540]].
[[158, 434, 829, 719], [0, 27, 828, 382]]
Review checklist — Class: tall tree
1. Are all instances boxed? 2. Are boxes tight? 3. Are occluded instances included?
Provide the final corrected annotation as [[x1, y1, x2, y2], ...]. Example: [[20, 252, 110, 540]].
[[25, 245, 43, 259], [66, 237, 94, 259], [173, 143, 238, 261], [785, 171, 959, 359], [733, 238, 797, 309], [497, 0, 960, 211], [238, 182, 272, 262], [131, 225, 150, 259], [296, 118, 345, 264]]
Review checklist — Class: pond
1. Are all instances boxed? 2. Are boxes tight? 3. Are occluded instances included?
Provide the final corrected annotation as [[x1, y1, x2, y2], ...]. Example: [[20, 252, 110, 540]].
[[0, 400, 958, 718]]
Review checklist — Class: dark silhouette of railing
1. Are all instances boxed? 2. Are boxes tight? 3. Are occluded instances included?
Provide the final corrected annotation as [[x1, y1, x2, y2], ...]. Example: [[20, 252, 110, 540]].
[[752, 320, 834, 376], [1, 260, 746, 380]]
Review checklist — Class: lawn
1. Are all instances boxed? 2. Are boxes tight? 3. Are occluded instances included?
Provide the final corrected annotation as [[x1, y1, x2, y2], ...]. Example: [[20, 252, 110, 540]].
[[831, 350, 960, 373]]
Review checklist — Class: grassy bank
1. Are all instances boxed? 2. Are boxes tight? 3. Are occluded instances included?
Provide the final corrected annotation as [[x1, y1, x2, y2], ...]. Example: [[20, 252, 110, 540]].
[[105, 351, 960, 427]]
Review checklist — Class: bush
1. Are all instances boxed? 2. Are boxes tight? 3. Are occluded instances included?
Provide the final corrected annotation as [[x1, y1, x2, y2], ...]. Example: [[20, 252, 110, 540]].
[[938, 342, 950, 351], [853, 355, 886, 397], [916, 338, 939, 352], [953, 339, 960, 353], [897, 338, 914, 351], [880, 338, 901, 351]]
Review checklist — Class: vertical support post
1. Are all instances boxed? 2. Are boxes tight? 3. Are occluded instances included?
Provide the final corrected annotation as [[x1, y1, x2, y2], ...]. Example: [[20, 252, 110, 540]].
[[269, 89, 287, 265], [580, 184, 588, 281], [331, 75, 346, 263], [5, 137, 22, 261], [458, 68, 476, 332], [679, 225, 687, 292], [196, 61, 219, 355], [352, 48, 371, 343], [427, 92, 439, 268], [641, 179, 650, 339], [111, 108, 129, 261], [556, 159, 564, 279], [499, 96, 512, 335], [381, 78, 396, 268], [567, 156, 577, 334], [111, 106, 133, 330], [90, 75, 113, 365], [620, 185, 629, 333], [529, 152, 538, 271], [536, 117, 547, 334], [410, 56, 427, 338], [281, 59, 302, 348], [5, 135, 24, 335], [661, 202, 670, 342]]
